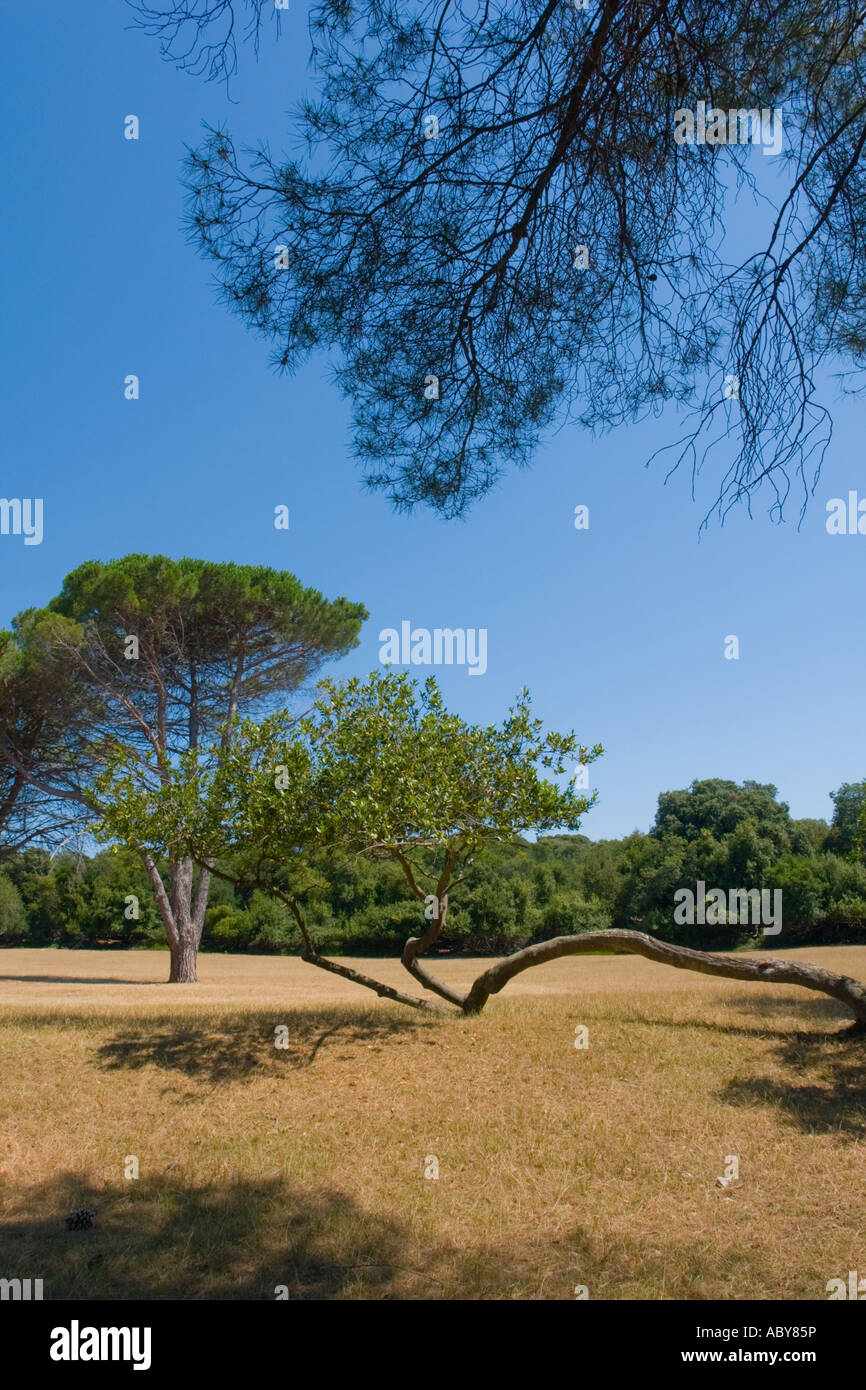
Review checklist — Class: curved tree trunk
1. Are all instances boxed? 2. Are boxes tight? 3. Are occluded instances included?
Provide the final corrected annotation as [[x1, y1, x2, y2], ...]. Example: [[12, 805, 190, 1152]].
[[460, 929, 866, 1029], [401, 893, 467, 1009], [232, 873, 866, 1035], [300, 948, 450, 1013]]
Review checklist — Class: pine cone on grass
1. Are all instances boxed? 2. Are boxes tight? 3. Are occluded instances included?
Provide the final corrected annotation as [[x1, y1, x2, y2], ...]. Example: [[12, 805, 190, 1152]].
[[65, 1207, 96, 1231]]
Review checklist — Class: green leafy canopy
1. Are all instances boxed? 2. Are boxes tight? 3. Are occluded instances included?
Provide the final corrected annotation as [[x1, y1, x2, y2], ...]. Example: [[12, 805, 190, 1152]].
[[98, 669, 602, 909]]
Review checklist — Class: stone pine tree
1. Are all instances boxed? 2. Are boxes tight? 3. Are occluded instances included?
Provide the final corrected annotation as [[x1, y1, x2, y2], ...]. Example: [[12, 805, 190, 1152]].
[[0, 555, 367, 981], [132, 0, 866, 523]]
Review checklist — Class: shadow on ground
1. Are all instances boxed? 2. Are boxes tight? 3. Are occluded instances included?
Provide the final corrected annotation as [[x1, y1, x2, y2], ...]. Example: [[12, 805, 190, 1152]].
[[0, 975, 166, 985], [89, 1008, 430, 1081], [0, 1172, 785, 1300], [0, 1005, 430, 1081], [0, 1173, 405, 1300], [690, 992, 866, 1138], [716, 1029, 866, 1138], [722, 991, 850, 1028], [613, 1001, 866, 1138]]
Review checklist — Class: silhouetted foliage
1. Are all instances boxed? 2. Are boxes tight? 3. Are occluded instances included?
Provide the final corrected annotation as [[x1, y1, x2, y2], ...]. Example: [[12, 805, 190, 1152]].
[[134, 0, 866, 522]]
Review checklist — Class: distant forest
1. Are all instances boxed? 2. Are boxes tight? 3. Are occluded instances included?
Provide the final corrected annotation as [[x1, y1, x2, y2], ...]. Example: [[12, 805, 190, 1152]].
[[2, 778, 865, 956]]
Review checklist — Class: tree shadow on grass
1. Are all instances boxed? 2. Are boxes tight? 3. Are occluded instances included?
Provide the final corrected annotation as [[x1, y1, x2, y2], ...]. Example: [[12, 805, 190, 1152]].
[[0, 975, 167, 985], [90, 1008, 430, 1082], [630, 990, 850, 1039], [0, 1172, 785, 1300], [721, 990, 851, 1030], [627, 1005, 866, 1138], [709, 993, 866, 1138], [0, 1173, 406, 1300], [716, 1029, 866, 1139]]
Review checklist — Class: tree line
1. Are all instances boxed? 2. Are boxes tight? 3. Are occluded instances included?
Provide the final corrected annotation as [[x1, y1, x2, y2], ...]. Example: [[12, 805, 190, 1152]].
[[2, 776, 864, 957]]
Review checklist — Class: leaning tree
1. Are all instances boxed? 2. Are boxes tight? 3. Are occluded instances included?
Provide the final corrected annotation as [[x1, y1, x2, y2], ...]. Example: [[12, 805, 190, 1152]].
[[130, 0, 866, 522], [101, 668, 866, 1032], [0, 555, 367, 981]]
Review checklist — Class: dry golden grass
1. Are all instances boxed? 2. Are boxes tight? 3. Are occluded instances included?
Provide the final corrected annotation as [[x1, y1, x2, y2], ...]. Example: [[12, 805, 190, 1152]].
[[1, 945, 865, 1300]]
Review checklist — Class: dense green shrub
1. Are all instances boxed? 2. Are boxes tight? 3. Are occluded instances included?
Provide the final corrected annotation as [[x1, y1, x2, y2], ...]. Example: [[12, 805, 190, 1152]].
[[0, 873, 27, 942]]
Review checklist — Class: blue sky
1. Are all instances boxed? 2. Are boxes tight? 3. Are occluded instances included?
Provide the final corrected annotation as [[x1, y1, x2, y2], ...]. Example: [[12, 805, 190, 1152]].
[[1, 2, 864, 839]]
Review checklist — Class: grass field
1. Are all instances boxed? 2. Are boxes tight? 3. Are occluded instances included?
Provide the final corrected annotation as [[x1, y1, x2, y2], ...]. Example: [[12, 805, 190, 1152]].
[[1, 945, 865, 1300]]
